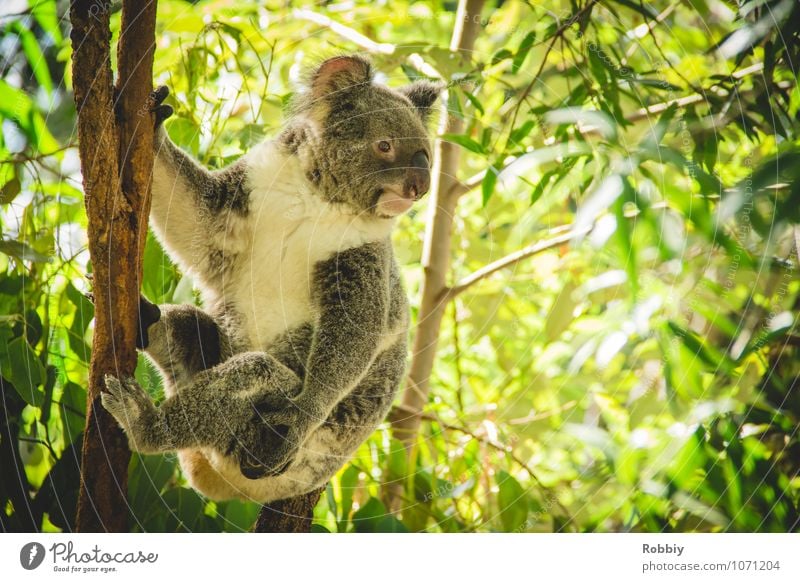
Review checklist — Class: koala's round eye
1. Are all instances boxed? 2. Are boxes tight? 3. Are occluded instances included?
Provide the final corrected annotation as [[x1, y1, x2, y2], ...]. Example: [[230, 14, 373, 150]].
[[377, 140, 392, 153]]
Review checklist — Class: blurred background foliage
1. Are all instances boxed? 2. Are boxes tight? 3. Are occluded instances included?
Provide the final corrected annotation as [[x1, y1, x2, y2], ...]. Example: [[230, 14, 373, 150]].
[[1, 0, 799, 532]]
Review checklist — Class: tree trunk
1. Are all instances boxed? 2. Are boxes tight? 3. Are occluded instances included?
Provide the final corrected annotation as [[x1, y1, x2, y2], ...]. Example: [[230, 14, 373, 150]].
[[71, 0, 157, 533], [253, 488, 324, 533], [389, 0, 485, 504]]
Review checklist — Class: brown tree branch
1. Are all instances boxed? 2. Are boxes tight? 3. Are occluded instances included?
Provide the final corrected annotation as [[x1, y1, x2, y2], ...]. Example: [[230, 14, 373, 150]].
[[72, 0, 157, 533], [253, 488, 325, 533]]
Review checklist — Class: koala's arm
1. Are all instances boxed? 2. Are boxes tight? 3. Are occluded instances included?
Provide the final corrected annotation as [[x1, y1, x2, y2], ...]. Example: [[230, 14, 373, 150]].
[[149, 87, 249, 270], [294, 241, 391, 426]]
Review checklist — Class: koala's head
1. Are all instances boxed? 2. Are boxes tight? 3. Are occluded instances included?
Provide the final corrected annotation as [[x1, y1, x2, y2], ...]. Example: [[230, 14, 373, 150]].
[[285, 55, 441, 218]]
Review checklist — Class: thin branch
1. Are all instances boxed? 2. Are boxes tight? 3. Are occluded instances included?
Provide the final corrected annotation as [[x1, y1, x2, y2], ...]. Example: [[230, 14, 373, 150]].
[[446, 202, 672, 300], [448, 167, 486, 198], [0, 143, 77, 165], [393, 403, 575, 527], [444, 225, 591, 301], [621, 2, 679, 65], [505, 0, 599, 142]]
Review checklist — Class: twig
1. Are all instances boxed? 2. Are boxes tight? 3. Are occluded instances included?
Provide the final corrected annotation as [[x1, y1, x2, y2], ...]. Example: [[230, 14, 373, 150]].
[[621, 2, 679, 64], [444, 225, 591, 301], [505, 0, 599, 143], [0, 143, 76, 165], [393, 403, 575, 526]]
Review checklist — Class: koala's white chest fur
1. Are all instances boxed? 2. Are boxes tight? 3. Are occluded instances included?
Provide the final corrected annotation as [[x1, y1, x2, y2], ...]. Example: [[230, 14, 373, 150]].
[[221, 141, 393, 349]]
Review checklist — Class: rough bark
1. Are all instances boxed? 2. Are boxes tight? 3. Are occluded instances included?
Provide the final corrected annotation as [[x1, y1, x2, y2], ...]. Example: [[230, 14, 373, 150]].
[[71, 0, 157, 532], [389, 0, 485, 452], [253, 488, 325, 533]]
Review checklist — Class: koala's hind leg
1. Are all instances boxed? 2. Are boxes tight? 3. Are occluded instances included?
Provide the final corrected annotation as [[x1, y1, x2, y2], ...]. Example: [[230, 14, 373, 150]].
[[236, 340, 406, 493], [141, 299, 228, 394], [104, 351, 301, 456]]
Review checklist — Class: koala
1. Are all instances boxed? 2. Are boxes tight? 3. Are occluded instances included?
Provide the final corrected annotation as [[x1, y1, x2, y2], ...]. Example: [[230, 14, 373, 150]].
[[100, 55, 440, 503]]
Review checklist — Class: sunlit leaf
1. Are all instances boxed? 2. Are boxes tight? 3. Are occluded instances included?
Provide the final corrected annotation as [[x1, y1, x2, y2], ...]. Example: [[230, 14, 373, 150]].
[[495, 470, 528, 532]]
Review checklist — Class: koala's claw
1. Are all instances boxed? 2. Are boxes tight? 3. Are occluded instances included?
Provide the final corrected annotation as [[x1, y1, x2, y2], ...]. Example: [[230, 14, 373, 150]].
[[150, 85, 173, 127], [136, 295, 161, 350], [237, 399, 308, 479], [152, 85, 169, 104], [101, 374, 152, 433]]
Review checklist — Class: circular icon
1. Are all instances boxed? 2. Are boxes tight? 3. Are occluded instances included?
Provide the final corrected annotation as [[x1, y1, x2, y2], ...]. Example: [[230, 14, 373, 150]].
[[20, 542, 46, 570]]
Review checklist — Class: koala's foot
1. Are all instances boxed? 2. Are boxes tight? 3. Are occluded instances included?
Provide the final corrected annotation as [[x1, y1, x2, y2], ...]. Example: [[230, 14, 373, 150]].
[[238, 397, 310, 480], [150, 85, 173, 128], [136, 295, 161, 349], [102, 374, 162, 453]]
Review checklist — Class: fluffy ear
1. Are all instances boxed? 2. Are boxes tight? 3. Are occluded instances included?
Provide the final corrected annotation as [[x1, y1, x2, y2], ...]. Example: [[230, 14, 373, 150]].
[[310, 55, 373, 100], [398, 80, 443, 121]]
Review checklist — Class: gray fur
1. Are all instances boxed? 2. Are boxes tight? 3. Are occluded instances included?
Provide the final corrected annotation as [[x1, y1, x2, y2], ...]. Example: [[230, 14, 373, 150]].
[[102, 55, 439, 502]]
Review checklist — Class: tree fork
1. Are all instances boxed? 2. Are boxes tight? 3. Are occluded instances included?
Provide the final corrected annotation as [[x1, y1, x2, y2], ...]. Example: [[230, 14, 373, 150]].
[[71, 0, 157, 532]]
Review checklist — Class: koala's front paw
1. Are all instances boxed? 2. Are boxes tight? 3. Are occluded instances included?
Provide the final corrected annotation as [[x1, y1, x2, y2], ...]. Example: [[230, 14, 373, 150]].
[[150, 85, 173, 128], [238, 398, 312, 480], [101, 375, 159, 451]]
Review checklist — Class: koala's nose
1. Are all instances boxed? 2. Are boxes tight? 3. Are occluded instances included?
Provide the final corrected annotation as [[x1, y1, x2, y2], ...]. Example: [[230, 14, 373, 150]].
[[411, 150, 429, 170], [405, 150, 431, 199]]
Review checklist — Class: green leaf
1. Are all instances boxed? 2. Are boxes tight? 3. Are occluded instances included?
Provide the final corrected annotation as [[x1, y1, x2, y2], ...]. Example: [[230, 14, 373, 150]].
[[491, 48, 513, 65], [667, 322, 735, 374], [165, 116, 201, 155], [127, 453, 179, 530], [499, 142, 591, 186], [65, 282, 94, 363], [446, 88, 464, 121], [338, 464, 360, 530], [0, 239, 52, 263], [34, 436, 82, 531], [222, 500, 259, 531], [59, 381, 86, 446], [0, 79, 59, 152], [612, 177, 638, 297], [30, 0, 63, 43], [375, 515, 409, 533], [9, 21, 53, 94], [639, 103, 678, 150], [442, 133, 486, 154], [607, 0, 658, 19], [508, 119, 535, 146], [512, 31, 536, 74], [460, 87, 484, 115], [574, 174, 624, 233], [387, 437, 407, 480], [495, 470, 528, 532], [3, 337, 45, 406], [481, 165, 498, 206], [351, 497, 388, 533], [1, 173, 22, 205], [545, 107, 617, 140], [162, 487, 206, 532]]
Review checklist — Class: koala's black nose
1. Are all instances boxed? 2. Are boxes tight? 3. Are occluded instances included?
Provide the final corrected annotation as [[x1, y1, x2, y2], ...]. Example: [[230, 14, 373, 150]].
[[411, 150, 429, 169], [405, 150, 431, 199]]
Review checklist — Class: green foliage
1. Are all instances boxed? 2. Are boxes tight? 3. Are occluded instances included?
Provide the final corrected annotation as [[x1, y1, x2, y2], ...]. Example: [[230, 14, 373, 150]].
[[2, 0, 799, 532]]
